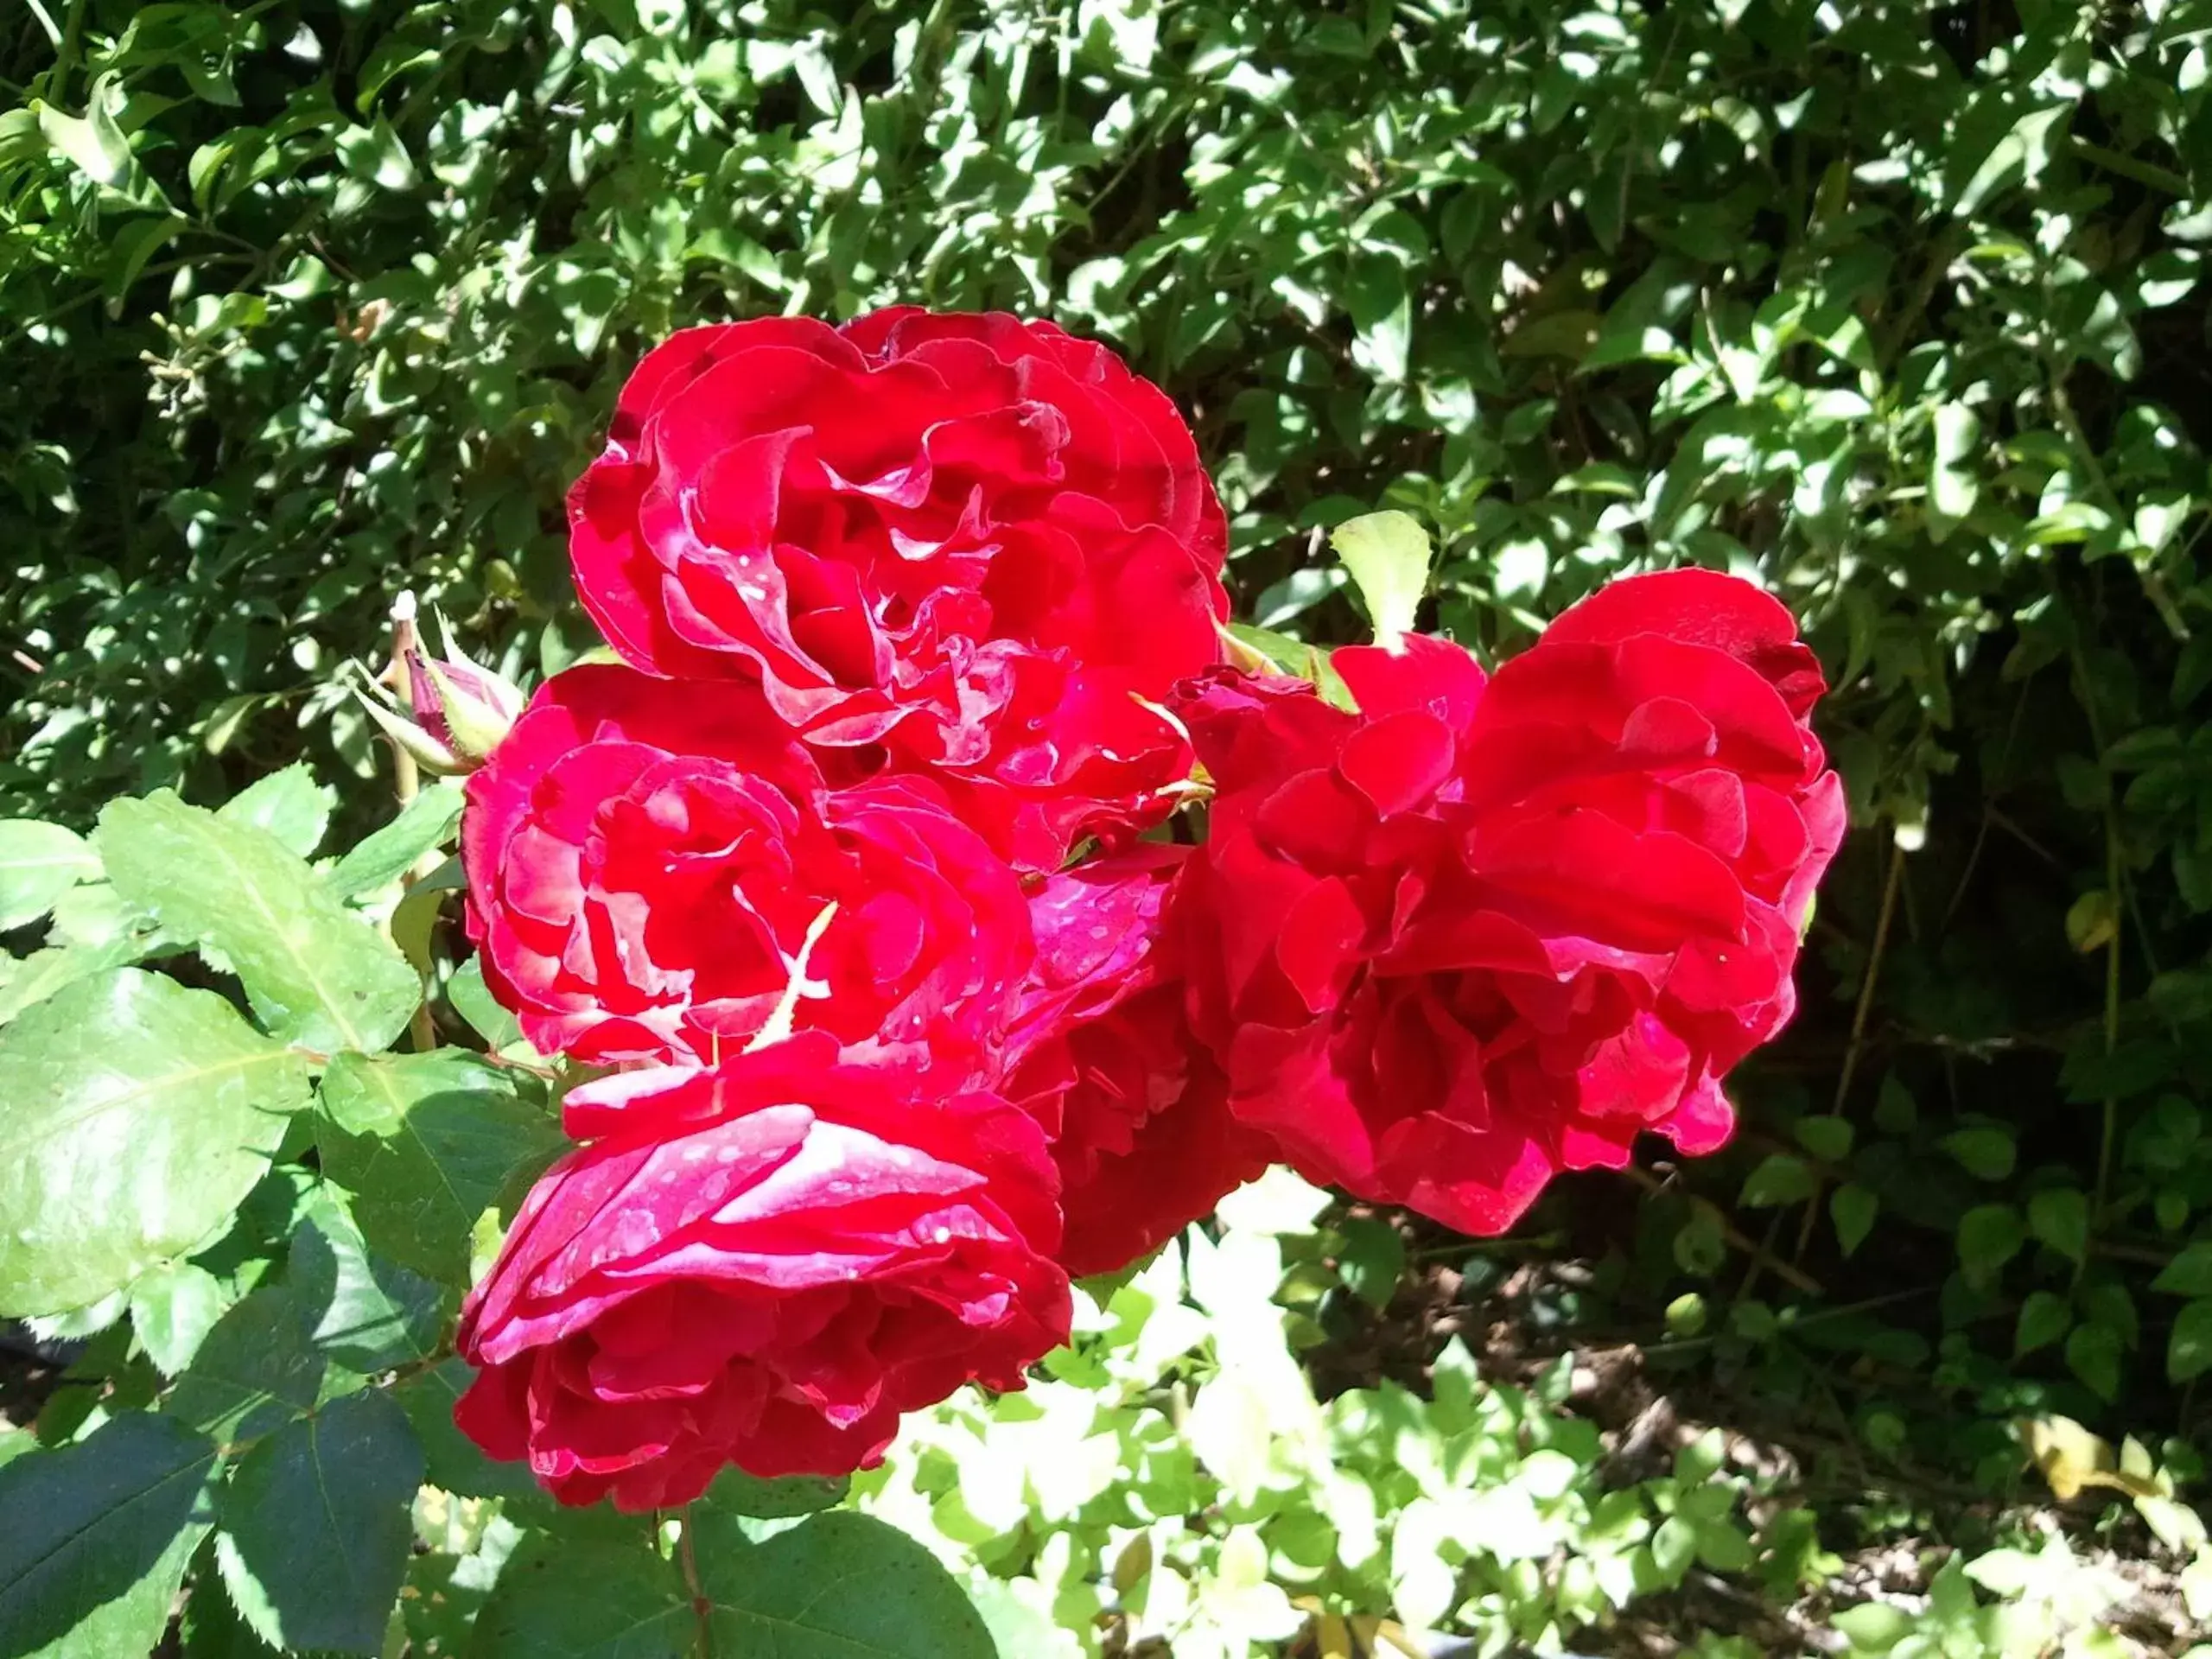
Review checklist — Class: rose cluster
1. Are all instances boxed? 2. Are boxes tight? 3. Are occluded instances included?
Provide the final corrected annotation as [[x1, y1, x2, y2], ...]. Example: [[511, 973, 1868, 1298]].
[[449, 310, 1842, 1510]]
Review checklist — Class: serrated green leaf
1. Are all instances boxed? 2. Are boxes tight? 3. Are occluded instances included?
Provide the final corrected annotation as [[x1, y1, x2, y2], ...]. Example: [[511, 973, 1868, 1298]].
[[317, 1050, 562, 1283], [129, 1261, 232, 1376], [391, 1357, 547, 1510], [1329, 511, 1432, 651], [0, 819, 99, 930], [0, 1412, 220, 1658], [289, 1190, 444, 1371], [165, 1287, 327, 1443], [702, 1465, 851, 1519], [215, 1389, 424, 1655], [326, 785, 464, 899], [0, 931, 158, 1028], [468, 1530, 690, 1659], [701, 1510, 995, 1657], [218, 764, 336, 860], [0, 969, 308, 1316], [99, 791, 420, 1053]]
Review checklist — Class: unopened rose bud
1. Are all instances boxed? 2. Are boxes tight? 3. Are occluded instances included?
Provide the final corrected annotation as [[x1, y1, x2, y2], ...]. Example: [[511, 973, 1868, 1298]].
[[357, 593, 524, 775]]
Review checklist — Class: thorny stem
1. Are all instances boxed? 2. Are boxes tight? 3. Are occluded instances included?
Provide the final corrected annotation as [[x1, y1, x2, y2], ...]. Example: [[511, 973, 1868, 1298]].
[[679, 1505, 715, 1659]]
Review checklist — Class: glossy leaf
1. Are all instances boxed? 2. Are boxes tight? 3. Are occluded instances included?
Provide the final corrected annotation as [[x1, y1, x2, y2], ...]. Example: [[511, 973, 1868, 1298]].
[[317, 1049, 563, 1282], [0, 819, 99, 931], [0, 969, 308, 1316], [98, 791, 421, 1053]]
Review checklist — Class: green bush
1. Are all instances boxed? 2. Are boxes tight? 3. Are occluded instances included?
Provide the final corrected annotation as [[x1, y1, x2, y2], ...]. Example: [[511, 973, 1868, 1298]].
[[9, 0, 2212, 1653]]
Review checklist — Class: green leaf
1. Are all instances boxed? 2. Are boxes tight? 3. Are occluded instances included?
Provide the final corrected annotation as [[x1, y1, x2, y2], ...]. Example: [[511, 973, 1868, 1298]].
[[166, 1287, 328, 1442], [2152, 1241, 2212, 1297], [0, 819, 99, 930], [2170, 1298, 2212, 1384], [129, 1261, 232, 1376], [2028, 1187, 2090, 1266], [218, 764, 336, 860], [214, 1389, 425, 1655], [0, 969, 309, 1316], [289, 1191, 444, 1371], [475, 1510, 991, 1659], [1329, 511, 1433, 651], [335, 118, 418, 191], [1831, 1184, 1878, 1257], [1335, 1215, 1405, 1311], [104, 211, 188, 311], [0, 936, 154, 1027], [1792, 1116, 1854, 1162], [1928, 402, 1982, 531], [472, 1529, 690, 1659], [317, 1050, 563, 1282], [1956, 1204, 2026, 1287], [99, 791, 421, 1053], [2067, 1321, 2123, 1401], [2014, 1289, 2073, 1357], [1738, 1152, 1816, 1208], [701, 1510, 995, 1657], [391, 1357, 548, 1509], [1940, 1127, 2017, 1182], [0, 1412, 220, 1658], [326, 785, 464, 899], [35, 82, 131, 187], [1831, 1599, 1912, 1653], [702, 1465, 851, 1519], [447, 954, 524, 1051]]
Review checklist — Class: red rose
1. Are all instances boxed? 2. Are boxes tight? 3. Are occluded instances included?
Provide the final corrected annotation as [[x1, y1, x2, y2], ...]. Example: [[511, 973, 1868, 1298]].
[[568, 309, 1229, 868], [1177, 569, 1845, 1235], [461, 664, 1031, 1070], [454, 1033, 1071, 1509], [1002, 848, 1272, 1275]]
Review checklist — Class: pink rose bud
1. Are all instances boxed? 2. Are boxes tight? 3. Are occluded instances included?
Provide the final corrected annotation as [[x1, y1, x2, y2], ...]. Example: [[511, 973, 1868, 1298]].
[[358, 593, 524, 775]]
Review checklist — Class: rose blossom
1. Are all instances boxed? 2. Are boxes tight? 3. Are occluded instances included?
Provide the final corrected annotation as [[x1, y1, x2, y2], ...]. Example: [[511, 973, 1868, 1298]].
[[1001, 847, 1273, 1275], [1175, 569, 1845, 1235], [453, 1033, 1071, 1509], [567, 309, 1230, 868], [461, 663, 1031, 1069]]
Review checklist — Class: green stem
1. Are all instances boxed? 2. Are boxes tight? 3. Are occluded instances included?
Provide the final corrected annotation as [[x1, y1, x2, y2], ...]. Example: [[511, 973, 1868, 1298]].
[[680, 1506, 715, 1659]]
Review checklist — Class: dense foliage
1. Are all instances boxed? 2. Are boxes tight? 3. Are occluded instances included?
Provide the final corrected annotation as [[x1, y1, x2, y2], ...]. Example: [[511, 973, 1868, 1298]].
[[9, 0, 2212, 1654]]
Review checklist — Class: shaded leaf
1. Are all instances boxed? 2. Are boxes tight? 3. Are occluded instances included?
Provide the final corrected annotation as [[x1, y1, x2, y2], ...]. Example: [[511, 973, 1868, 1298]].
[[215, 1389, 425, 1655], [0, 1411, 220, 1657]]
